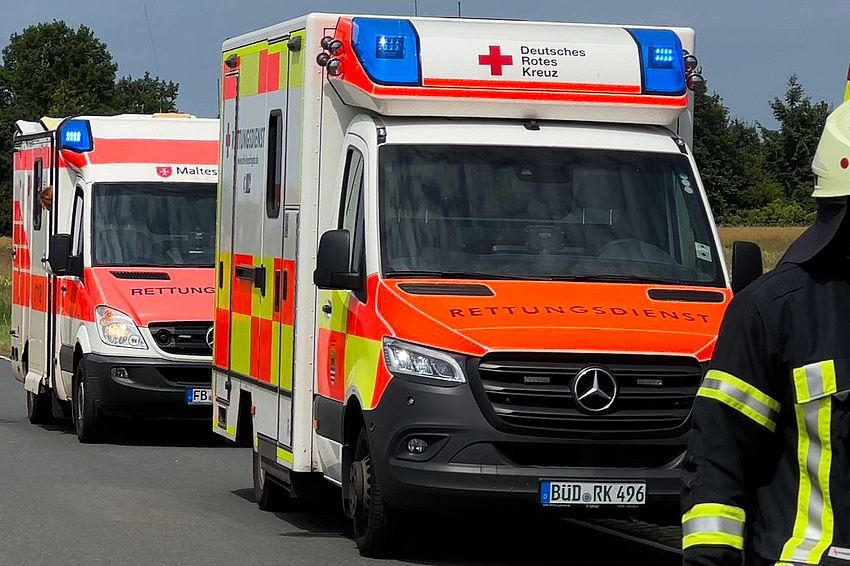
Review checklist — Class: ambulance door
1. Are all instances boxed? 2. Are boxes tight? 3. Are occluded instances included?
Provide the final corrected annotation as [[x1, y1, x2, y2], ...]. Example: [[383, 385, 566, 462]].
[[317, 138, 367, 418], [26, 151, 49, 382], [11, 145, 29, 379], [275, 35, 303, 454], [226, 41, 279, 444]]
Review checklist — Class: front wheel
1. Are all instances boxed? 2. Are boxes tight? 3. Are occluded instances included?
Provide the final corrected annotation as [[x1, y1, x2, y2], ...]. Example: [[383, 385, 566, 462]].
[[26, 388, 54, 425], [348, 428, 404, 558], [72, 363, 106, 443]]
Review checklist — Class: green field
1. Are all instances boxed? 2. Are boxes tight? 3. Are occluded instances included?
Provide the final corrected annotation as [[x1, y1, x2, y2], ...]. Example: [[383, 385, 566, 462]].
[[0, 228, 807, 357]]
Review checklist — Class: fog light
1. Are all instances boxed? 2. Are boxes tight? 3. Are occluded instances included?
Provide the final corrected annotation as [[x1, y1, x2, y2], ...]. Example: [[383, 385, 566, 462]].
[[111, 367, 129, 379], [407, 438, 428, 455]]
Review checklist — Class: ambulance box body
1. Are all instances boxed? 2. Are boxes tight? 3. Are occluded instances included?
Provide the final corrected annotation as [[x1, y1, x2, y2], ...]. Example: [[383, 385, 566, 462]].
[[12, 114, 219, 442], [213, 14, 730, 555]]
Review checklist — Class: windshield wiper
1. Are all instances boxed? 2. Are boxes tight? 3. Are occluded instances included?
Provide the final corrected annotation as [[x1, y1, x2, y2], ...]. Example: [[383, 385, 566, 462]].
[[384, 270, 550, 281]]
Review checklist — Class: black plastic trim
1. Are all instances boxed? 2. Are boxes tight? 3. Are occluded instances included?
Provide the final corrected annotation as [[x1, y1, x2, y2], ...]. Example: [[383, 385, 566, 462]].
[[647, 289, 726, 303], [314, 396, 344, 443], [59, 345, 74, 373], [398, 283, 495, 297]]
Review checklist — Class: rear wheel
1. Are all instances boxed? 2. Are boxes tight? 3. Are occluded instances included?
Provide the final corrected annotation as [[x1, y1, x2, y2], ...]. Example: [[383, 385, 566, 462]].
[[72, 363, 106, 443], [348, 428, 404, 558], [252, 449, 290, 511], [26, 389, 54, 424]]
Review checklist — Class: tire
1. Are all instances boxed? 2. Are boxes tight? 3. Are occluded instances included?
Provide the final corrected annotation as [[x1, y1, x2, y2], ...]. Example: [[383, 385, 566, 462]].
[[252, 449, 290, 511], [26, 389, 54, 425], [72, 363, 106, 443], [349, 427, 404, 558]]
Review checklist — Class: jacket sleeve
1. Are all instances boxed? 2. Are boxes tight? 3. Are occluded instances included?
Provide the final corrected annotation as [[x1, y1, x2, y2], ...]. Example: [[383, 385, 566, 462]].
[[682, 290, 784, 566]]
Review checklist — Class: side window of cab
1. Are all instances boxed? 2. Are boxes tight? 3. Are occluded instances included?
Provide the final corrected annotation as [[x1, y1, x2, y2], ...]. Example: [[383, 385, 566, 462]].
[[339, 147, 365, 275]]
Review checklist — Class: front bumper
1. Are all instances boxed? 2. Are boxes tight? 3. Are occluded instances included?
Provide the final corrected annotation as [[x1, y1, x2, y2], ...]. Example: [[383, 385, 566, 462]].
[[83, 353, 212, 418], [366, 374, 685, 519]]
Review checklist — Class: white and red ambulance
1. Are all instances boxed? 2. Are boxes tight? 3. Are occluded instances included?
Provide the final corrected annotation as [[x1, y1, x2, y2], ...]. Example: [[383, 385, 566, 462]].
[[11, 114, 219, 443], [212, 14, 763, 556]]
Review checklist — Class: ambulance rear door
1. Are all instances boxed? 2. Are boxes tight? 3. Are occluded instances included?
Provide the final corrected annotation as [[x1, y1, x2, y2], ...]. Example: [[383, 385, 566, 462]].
[[273, 30, 305, 460], [24, 137, 52, 389]]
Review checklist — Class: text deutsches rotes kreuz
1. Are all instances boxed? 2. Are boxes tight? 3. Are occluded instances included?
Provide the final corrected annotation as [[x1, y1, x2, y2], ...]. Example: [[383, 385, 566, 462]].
[[519, 45, 586, 78]]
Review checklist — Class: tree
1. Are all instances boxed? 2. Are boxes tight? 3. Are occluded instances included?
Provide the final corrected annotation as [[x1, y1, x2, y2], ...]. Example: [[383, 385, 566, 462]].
[[761, 76, 830, 209], [113, 71, 179, 114], [692, 85, 776, 222], [0, 21, 180, 235]]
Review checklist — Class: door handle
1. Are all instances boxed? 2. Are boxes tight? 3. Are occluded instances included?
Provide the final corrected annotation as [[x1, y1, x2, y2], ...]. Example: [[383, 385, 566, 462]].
[[322, 301, 332, 317], [234, 264, 267, 296]]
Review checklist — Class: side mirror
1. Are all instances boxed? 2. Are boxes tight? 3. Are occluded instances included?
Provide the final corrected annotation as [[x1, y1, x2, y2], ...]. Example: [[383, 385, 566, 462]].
[[313, 229, 361, 291], [731, 240, 763, 294], [47, 234, 72, 276]]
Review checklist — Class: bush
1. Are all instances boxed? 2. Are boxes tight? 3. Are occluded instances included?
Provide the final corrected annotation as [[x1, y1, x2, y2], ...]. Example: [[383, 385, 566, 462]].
[[720, 200, 815, 227]]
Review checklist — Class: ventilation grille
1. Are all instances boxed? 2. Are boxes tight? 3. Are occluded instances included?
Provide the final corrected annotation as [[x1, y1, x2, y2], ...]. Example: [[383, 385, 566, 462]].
[[111, 271, 171, 280], [398, 283, 494, 296]]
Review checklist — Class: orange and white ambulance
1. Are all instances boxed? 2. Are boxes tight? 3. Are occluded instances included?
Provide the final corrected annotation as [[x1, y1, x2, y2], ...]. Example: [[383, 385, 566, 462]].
[[11, 114, 219, 443], [212, 14, 762, 555]]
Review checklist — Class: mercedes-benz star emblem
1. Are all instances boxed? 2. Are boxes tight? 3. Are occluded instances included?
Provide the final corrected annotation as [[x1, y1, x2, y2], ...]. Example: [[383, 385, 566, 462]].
[[205, 326, 214, 350], [572, 367, 618, 413]]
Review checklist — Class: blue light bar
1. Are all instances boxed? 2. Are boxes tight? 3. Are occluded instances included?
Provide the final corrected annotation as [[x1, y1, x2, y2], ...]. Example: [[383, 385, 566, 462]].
[[59, 119, 93, 152], [628, 29, 686, 95], [352, 18, 421, 85]]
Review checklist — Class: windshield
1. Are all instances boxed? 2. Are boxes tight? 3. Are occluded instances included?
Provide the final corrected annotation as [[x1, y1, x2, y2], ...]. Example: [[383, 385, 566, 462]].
[[379, 145, 721, 286], [92, 182, 216, 267]]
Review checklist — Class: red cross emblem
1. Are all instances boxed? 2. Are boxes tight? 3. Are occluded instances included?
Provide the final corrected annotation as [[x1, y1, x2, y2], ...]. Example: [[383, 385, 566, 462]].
[[156, 166, 173, 178], [478, 46, 513, 76]]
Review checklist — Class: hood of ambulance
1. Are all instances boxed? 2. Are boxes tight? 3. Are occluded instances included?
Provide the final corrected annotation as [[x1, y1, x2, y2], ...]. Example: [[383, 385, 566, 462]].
[[89, 267, 214, 327], [377, 279, 731, 361]]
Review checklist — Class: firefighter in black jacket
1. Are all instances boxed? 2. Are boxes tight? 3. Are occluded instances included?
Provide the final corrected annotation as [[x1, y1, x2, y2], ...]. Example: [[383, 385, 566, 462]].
[[682, 100, 850, 566]]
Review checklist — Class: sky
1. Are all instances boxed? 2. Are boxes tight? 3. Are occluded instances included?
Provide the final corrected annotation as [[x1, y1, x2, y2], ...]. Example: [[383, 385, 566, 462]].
[[1, 0, 848, 127]]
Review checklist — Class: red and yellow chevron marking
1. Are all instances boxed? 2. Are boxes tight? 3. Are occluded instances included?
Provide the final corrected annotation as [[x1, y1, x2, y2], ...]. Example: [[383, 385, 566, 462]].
[[221, 30, 306, 101], [316, 275, 393, 410], [215, 252, 296, 390]]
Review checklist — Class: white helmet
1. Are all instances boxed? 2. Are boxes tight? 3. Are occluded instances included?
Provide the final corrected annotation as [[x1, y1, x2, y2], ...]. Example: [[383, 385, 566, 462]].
[[812, 100, 850, 198]]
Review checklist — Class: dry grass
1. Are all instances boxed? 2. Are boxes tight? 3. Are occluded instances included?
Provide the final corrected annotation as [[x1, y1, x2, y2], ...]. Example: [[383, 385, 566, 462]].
[[718, 226, 806, 272]]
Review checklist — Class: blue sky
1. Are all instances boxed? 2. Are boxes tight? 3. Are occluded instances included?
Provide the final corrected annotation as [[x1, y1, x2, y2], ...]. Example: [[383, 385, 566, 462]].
[[2, 0, 848, 126]]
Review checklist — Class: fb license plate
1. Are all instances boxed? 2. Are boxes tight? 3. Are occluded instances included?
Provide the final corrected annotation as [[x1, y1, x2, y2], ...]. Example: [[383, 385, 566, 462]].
[[540, 481, 646, 506], [186, 388, 212, 405]]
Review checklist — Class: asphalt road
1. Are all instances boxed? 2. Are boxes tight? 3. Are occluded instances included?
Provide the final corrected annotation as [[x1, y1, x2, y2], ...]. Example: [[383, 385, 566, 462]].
[[0, 360, 680, 566]]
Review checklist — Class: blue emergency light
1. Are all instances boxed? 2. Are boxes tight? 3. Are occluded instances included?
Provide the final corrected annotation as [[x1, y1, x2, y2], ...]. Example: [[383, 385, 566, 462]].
[[59, 119, 93, 153], [628, 29, 687, 95], [352, 18, 421, 85]]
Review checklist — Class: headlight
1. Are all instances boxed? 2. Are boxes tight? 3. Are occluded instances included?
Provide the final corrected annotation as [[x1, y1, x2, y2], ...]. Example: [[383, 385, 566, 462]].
[[382, 338, 465, 383], [96, 306, 148, 349]]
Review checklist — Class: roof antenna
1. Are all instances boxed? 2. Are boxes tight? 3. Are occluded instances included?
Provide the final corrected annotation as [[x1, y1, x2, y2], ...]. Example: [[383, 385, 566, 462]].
[[143, 4, 163, 112], [413, 0, 418, 16]]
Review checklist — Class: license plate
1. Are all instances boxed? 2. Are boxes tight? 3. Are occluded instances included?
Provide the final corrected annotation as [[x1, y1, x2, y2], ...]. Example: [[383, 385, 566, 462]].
[[540, 481, 646, 506], [186, 388, 212, 405]]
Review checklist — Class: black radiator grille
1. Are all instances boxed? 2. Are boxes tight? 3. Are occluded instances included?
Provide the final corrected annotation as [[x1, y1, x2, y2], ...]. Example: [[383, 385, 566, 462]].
[[149, 321, 213, 356], [475, 354, 703, 434]]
